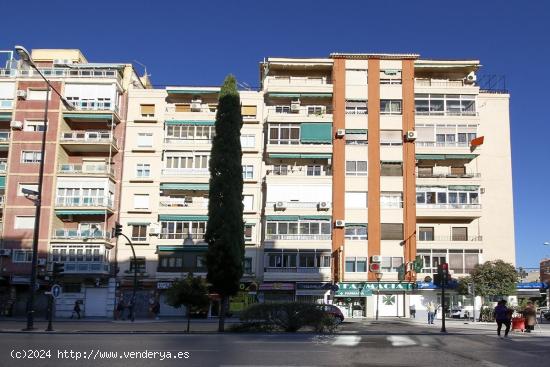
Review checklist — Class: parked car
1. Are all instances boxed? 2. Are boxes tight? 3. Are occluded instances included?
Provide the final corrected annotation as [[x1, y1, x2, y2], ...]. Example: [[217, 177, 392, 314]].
[[319, 304, 345, 324], [451, 306, 472, 319]]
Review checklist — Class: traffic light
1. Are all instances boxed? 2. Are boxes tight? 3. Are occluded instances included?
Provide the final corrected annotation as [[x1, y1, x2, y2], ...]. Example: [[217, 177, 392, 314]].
[[437, 263, 451, 287], [52, 262, 64, 277], [114, 222, 123, 237]]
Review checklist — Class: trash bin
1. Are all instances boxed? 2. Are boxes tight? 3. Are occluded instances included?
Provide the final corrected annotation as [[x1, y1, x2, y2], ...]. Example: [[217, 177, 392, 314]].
[[511, 317, 525, 331]]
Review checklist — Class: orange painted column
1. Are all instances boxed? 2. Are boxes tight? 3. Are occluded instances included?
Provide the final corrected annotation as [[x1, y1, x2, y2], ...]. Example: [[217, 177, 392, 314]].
[[367, 58, 381, 281], [332, 58, 346, 283], [402, 59, 417, 281]]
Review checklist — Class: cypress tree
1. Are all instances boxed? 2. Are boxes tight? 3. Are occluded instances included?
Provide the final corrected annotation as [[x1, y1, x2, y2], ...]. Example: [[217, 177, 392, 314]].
[[205, 75, 244, 332]]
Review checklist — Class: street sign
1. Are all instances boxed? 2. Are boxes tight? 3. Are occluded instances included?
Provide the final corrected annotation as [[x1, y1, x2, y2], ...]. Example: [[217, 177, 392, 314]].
[[51, 284, 62, 298]]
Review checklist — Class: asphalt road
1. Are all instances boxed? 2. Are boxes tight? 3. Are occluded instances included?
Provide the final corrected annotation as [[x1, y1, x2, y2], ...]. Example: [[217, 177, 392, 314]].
[[1, 322, 548, 367]]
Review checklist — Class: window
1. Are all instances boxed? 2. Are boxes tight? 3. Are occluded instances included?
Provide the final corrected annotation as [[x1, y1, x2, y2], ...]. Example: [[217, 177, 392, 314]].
[[265, 220, 331, 239], [307, 105, 326, 115], [21, 151, 42, 163], [346, 161, 367, 176], [14, 216, 35, 229], [345, 69, 368, 85], [416, 186, 481, 207], [136, 163, 151, 178], [133, 194, 150, 210], [131, 225, 147, 242], [381, 162, 403, 176], [240, 134, 255, 148], [381, 223, 403, 240], [307, 165, 322, 176], [345, 100, 367, 114], [345, 192, 367, 209], [415, 94, 476, 116], [241, 105, 257, 118], [381, 192, 403, 208], [140, 104, 155, 117], [381, 257, 404, 272], [380, 130, 402, 146], [418, 249, 481, 274], [345, 257, 367, 272], [345, 225, 367, 240], [345, 257, 356, 272], [272, 165, 288, 175], [380, 69, 402, 85], [451, 166, 466, 175], [243, 257, 253, 274], [165, 125, 215, 141], [174, 104, 191, 112], [418, 167, 433, 178], [165, 153, 209, 170], [380, 100, 402, 115], [17, 183, 39, 196], [23, 120, 45, 132], [452, 227, 468, 241], [244, 225, 253, 241], [12, 250, 33, 263], [299, 253, 316, 268], [137, 133, 153, 147], [419, 227, 434, 241], [129, 257, 146, 272], [274, 105, 291, 114], [345, 131, 368, 145], [268, 124, 300, 144], [242, 195, 254, 211], [160, 220, 207, 239], [242, 165, 254, 180], [27, 89, 48, 100]]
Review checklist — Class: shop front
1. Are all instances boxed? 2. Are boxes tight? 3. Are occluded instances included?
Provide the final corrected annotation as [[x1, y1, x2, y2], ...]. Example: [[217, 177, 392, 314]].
[[334, 283, 373, 318], [258, 282, 295, 303], [296, 282, 331, 304], [229, 282, 258, 316]]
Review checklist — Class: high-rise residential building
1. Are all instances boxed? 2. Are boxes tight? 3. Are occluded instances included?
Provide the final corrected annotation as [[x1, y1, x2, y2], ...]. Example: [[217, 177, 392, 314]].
[[0, 49, 144, 317]]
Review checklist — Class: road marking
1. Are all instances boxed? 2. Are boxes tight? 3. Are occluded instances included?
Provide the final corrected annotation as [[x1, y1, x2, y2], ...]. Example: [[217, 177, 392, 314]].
[[331, 335, 361, 346], [480, 361, 507, 367], [387, 335, 417, 347]]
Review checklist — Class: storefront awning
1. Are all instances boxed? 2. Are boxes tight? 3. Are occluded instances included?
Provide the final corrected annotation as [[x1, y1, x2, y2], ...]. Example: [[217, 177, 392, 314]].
[[158, 215, 208, 221], [160, 183, 209, 190], [164, 120, 215, 126]]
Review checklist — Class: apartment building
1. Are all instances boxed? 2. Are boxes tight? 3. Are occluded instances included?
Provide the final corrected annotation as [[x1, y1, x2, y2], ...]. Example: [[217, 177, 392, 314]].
[[118, 86, 263, 316], [0, 49, 144, 317]]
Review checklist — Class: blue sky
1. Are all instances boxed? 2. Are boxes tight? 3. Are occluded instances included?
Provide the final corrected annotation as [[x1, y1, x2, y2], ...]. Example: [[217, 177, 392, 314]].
[[3, 0, 549, 267]]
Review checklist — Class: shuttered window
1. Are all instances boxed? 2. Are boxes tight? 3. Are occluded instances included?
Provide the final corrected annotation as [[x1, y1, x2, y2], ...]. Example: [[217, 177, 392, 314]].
[[241, 105, 257, 117], [175, 104, 191, 112], [140, 104, 155, 117], [381, 223, 403, 240], [452, 227, 468, 241]]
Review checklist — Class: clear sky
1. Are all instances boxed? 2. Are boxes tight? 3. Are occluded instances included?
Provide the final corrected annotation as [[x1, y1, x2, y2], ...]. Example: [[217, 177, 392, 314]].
[[2, 0, 549, 268]]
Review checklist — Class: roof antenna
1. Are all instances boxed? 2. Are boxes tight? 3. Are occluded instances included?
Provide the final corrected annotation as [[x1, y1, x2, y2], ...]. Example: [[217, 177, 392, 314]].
[[133, 60, 150, 78]]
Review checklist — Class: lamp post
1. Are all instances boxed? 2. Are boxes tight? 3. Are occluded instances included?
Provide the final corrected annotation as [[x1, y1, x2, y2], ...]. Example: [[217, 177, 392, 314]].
[[15, 45, 74, 331], [375, 272, 383, 321]]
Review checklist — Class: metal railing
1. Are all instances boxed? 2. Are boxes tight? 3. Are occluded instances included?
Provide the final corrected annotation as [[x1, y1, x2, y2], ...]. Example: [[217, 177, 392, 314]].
[[264, 267, 331, 273], [164, 137, 212, 144], [161, 168, 209, 176], [62, 261, 110, 273], [0, 67, 121, 81], [416, 172, 481, 179], [266, 201, 328, 209], [158, 233, 205, 240], [415, 110, 478, 117], [266, 76, 332, 86], [265, 234, 331, 240], [417, 203, 481, 210], [0, 131, 10, 142], [53, 229, 112, 241], [415, 141, 471, 147], [60, 131, 117, 146], [165, 105, 216, 113], [67, 99, 119, 113], [58, 164, 115, 176], [415, 79, 467, 88], [159, 197, 208, 208], [266, 169, 332, 177], [0, 99, 13, 109], [417, 235, 483, 242], [55, 196, 114, 208], [265, 106, 333, 116]]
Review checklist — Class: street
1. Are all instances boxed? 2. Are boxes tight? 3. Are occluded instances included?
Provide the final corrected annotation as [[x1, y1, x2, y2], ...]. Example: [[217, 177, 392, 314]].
[[1, 319, 549, 366]]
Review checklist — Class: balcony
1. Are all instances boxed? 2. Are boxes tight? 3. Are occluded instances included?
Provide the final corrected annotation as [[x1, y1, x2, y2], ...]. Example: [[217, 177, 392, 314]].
[[161, 168, 209, 177], [62, 261, 110, 274], [55, 196, 114, 209], [265, 106, 333, 123], [416, 171, 481, 185], [0, 67, 121, 82], [60, 131, 119, 153], [415, 109, 478, 117], [67, 99, 119, 114], [416, 203, 482, 219], [159, 197, 208, 211], [266, 201, 331, 210], [415, 79, 470, 88], [264, 76, 333, 95], [58, 164, 115, 178], [417, 235, 483, 243], [52, 229, 112, 242], [265, 234, 331, 241], [263, 266, 331, 281]]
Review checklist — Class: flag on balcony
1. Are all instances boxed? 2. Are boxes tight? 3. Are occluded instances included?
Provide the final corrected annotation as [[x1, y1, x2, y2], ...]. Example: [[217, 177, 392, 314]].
[[470, 136, 484, 147]]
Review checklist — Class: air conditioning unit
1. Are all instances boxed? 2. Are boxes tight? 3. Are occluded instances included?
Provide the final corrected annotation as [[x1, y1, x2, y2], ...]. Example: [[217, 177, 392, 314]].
[[0, 249, 11, 257], [370, 255, 382, 263], [290, 99, 301, 112], [190, 99, 202, 111], [465, 71, 477, 84], [318, 201, 331, 210], [336, 129, 346, 138], [335, 220, 345, 228], [37, 258, 47, 266], [10, 120, 23, 130], [275, 201, 286, 210], [406, 130, 417, 141], [149, 223, 160, 236], [16, 90, 27, 99]]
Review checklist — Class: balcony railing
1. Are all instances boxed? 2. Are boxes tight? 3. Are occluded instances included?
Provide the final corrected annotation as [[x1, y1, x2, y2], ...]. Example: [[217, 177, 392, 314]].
[[264, 267, 330, 273], [266, 201, 328, 209], [0, 67, 121, 81], [416, 203, 481, 210], [266, 169, 332, 177], [0, 99, 13, 109], [67, 99, 119, 113], [56, 196, 113, 208], [62, 261, 110, 273], [161, 168, 209, 176], [159, 233, 205, 240], [0, 131, 10, 142], [58, 164, 115, 176], [265, 234, 332, 241], [418, 235, 483, 242], [266, 106, 333, 116], [266, 76, 332, 86], [415, 110, 478, 117], [164, 137, 212, 144], [159, 197, 208, 208], [53, 229, 112, 241], [416, 172, 481, 179], [165, 105, 216, 114], [415, 79, 468, 88], [416, 141, 471, 147], [60, 131, 117, 146]]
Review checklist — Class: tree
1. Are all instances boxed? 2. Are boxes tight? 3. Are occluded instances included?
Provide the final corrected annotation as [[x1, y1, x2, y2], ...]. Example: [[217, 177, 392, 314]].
[[457, 260, 518, 319], [205, 75, 245, 332], [165, 274, 209, 332]]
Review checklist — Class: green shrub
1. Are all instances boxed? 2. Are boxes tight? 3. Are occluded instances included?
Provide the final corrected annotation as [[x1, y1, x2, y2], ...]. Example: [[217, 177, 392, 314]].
[[239, 302, 333, 332]]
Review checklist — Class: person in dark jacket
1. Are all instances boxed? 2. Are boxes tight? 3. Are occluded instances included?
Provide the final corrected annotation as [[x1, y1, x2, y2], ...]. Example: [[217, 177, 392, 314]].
[[71, 300, 81, 319], [493, 300, 512, 338]]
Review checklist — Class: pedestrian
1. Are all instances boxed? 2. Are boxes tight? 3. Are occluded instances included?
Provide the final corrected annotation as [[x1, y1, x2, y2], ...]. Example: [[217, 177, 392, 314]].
[[409, 304, 416, 318], [153, 300, 160, 320], [522, 301, 537, 333], [128, 297, 135, 322], [116, 299, 125, 320], [427, 302, 436, 324], [493, 300, 512, 338], [71, 300, 81, 320]]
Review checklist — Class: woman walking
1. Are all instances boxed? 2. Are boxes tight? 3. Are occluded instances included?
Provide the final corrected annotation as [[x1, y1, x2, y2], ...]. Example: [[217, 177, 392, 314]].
[[523, 301, 537, 332], [493, 300, 512, 338]]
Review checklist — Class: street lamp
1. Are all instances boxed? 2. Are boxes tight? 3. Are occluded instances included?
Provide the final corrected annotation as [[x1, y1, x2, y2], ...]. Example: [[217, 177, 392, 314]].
[[375, 272, 383, 321], [15, 45, 74, 331]]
